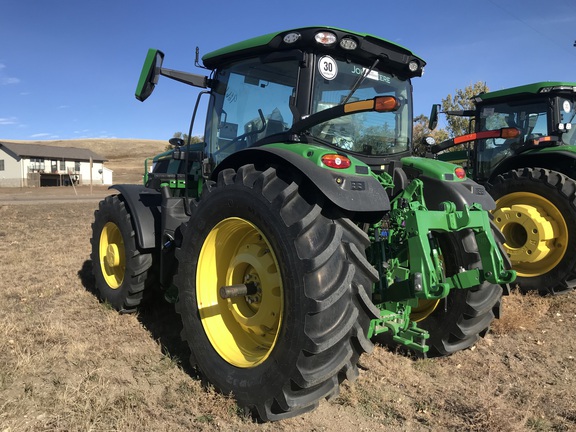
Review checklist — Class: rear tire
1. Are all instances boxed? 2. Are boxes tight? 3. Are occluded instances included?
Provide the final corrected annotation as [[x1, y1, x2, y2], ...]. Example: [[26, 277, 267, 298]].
[[174, 165, 379, 421], [91, 195, 153, 312], [412, 230, 503, 356], [489, 168, 576, 294]]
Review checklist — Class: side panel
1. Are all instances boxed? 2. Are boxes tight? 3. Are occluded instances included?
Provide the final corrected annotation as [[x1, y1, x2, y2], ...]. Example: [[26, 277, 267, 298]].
[[110, 184, 162, 250]]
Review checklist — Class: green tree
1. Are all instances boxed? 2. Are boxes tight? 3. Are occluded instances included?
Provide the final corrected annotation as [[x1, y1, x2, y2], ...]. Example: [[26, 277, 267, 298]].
[[441, 81, 489, 137]]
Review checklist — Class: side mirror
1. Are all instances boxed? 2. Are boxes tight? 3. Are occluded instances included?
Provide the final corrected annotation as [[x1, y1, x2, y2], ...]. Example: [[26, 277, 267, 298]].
[[135, 49, 165, 102], [169, 137, 185, 147], [428, 104, 440, 130]]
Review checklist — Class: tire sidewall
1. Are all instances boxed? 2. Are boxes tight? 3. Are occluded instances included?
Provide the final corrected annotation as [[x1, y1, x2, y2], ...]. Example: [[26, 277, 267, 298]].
[[489, 169, 576, 290], [91, 197, 138, 310], [177, 181, 308, 404], [418, 230, 502, 355]]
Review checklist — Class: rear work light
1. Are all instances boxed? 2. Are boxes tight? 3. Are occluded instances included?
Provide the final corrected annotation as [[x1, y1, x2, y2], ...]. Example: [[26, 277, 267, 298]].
[[314, 31, 336, 46], [322, 154, 351, 169], [315, 31, 337, 46], [339, 37, 357, 50]]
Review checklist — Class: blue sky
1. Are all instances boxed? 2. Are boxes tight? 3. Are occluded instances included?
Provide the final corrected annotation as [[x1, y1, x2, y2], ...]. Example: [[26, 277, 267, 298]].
[[1, 0, 575, 141]]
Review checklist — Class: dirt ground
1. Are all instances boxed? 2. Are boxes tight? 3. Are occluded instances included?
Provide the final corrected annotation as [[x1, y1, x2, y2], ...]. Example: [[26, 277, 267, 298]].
[[1, 189, 575, 431]]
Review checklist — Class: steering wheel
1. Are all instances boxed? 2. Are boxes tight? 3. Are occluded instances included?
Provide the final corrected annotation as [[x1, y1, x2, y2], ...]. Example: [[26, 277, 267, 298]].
[[215, 109, 267, 156]]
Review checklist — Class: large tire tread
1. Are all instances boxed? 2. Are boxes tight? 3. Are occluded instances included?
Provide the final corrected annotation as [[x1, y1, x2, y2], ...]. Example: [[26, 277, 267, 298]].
[[419, 229, 502, 357], [90, 195, 153, 313], [488, 167, 576, 294], [174, 164, 379, 421]]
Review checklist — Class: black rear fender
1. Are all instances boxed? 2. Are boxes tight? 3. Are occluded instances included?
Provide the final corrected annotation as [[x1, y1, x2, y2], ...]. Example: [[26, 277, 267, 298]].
[[419, 177, 496, 211], [213, 147, 390, 222], [109, 184, 161, 250]]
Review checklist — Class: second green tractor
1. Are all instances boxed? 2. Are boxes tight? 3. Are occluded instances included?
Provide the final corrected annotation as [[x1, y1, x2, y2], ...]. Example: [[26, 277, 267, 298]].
[[428, 82, 576, 294]]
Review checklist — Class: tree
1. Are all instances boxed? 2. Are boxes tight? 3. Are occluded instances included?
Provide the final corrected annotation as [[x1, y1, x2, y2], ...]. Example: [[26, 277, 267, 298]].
[[412, 114, 449, 156], [441, 81, 489, 138]]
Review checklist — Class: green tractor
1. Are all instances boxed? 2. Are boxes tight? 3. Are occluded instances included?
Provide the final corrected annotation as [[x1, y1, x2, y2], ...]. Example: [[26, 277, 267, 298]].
[[427, 82, 576, 294], [90, 27, 514, 421]]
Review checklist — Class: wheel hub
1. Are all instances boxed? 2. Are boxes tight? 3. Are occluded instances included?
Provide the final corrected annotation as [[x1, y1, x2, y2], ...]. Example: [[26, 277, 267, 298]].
[[493, 191, 568, 277], [493, 204, 558, 263], [99, 222, 125, 289], [197, 218, 283, 368], [106, 243, 121, 268]]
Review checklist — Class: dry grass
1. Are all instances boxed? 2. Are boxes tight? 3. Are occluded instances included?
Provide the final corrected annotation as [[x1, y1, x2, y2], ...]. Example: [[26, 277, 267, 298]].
[[1, 199, 575, 431]]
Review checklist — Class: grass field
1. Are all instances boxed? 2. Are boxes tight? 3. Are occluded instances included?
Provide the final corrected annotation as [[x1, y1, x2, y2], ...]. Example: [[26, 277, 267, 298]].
[[1, 140, 576, 431]]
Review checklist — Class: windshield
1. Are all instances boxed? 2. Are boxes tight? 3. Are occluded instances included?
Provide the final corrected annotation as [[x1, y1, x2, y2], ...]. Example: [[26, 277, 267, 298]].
[[205, 57, 298, 164], [310, 57, 412, 155], [476, 100, 548, 178]]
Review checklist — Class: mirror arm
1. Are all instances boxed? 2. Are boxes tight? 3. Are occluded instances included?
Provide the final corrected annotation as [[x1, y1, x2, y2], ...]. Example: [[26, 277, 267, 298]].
[[160, 68, 208, 88]]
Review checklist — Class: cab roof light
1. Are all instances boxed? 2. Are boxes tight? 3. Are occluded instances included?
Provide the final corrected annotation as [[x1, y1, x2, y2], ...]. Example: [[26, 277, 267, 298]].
[[321, 154, 351, 169], [339, 37, 358, 50], [315, 31, 337, 46], [283, 32, 301, 44], [539, 86, 576, 93]]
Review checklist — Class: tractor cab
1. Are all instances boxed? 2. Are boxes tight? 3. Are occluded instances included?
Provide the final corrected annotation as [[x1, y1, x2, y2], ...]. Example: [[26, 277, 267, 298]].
[[428, 82, 576, 183], [137, 27, 425, 180]]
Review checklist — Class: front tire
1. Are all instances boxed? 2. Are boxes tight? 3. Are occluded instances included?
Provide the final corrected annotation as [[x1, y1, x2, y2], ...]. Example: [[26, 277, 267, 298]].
[[174, 165, 378, 421], [489, 168, 576, 294], [91, 195, 153, 312]]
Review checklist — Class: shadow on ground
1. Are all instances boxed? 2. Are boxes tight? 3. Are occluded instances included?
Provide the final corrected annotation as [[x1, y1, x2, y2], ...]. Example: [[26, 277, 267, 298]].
[[77, 259, 196, 377]]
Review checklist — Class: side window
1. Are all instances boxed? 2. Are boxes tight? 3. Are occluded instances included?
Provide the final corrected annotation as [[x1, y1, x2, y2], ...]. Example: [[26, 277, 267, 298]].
[[0, 159, 4, 171], [206, 58, 299, 164], [560, 98, 576, 145]]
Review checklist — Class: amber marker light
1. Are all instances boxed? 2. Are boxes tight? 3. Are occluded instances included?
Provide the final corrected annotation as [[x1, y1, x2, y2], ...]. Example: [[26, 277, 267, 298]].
[[374, 96, 400, 112], [344, 96, 399, 114], [454, 167, 466, 179], [321, 154, 351, 169], [453, 127, 521, 145]]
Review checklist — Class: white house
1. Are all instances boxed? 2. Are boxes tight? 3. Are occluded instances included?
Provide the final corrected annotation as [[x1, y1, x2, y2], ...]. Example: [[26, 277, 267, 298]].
[[0, 142, 113, 187]]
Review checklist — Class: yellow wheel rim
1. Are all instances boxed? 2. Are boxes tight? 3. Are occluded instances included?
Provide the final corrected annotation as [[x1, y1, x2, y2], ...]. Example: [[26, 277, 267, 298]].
[[493, 192, 568, 277], [197, 217, 283, 368], [99, 222, 126, 288], [411, 299, 441, 322]]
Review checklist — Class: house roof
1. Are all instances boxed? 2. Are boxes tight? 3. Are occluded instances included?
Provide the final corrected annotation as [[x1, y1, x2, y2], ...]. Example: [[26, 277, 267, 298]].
[[0, 142, 107, 162]]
